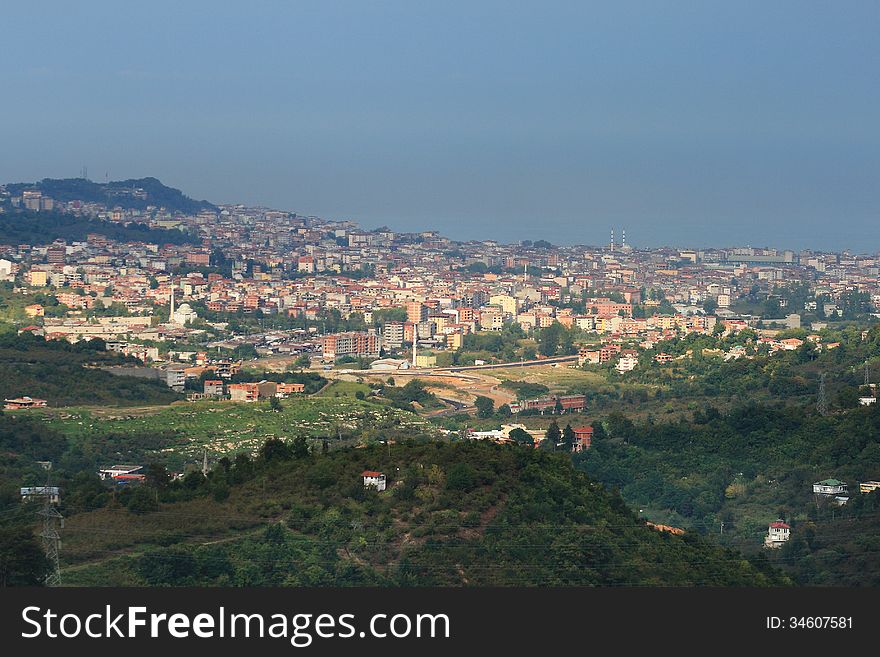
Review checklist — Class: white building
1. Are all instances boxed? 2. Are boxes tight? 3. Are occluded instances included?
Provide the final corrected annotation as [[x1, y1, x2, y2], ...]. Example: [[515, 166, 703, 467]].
[[362, 470, 386, 492], [20, 486, 60, 505], [616, 356, 639, 373], [812, 479, 848, 496], [764, 521, 790, 549], [171, 302, 198, 326]]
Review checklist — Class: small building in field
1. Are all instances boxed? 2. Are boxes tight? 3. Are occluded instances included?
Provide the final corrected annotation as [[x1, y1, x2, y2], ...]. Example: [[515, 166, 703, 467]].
[[228, 382, 260, 402], [362, 470, 386, 492], [98, 464, 143, 481], [4, 396, 48, 410], [20, 486, 60, 505], [275, 382, 306, 397], [764, 521, 791, 549]]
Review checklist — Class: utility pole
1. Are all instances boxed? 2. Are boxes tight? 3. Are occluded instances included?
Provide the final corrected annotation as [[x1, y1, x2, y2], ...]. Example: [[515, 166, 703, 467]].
[[37, 463, 62, 587], [817, 372, 829, 417]]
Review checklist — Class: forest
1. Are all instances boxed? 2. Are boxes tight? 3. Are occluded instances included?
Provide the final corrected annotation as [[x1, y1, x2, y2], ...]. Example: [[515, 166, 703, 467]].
[[43, 441, 788, 587], [0, 332, 181, 406], [5, 177, 215, 214], [575, 401, 880, 584], [0, 208, 197, 246]]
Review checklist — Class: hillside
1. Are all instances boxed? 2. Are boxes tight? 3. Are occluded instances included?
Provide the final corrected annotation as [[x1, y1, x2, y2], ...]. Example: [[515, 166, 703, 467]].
[[0, 333, 181, 407], [0, 208, 197, 246], [574, 401, 880, 584], [5, 177, 215, 214], [57, 441, 788, 587]]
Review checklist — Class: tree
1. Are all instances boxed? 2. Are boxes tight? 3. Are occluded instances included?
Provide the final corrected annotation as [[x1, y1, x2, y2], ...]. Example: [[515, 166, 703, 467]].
[[269, 396, 283, 412], [0, 525, 50, 586], [562, 423, 575, 451], [446, 463, 477, 491], [542, 420, 561, 450], [475, 395, 495, 418], [497, 403, 512, 417], [291, 354, 311, 370], [508, 427, 534, 446], [539, 322, 563, 357], [145, 462, 170, 489]]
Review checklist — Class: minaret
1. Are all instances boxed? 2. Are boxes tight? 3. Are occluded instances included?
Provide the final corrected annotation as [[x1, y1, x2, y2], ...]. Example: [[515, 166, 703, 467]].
[[412, 323, 418, 367], [622, 228, 627, 250], [169, 284, 175, 321], [610, 228, 615, 251]]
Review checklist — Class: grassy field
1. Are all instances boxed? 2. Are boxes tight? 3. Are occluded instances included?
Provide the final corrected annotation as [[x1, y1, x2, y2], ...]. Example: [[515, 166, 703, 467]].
[[489, 364, 607, 392], [24, 397, 436, 465], [315, 379, 373, 398]]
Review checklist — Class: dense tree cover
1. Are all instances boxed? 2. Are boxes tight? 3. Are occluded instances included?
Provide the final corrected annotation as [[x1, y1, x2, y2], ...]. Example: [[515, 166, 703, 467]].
[[475, 395, 494, 418], [773, 491, 880, 586], [379, 379, 441, 411], [59, 441, 788, 587], [461, 324, 526, 358], [0, 209, 197, 246], [6, 177, 215, 214], [575, 400, 880, 584], [593, 323, 880, 411], [500, 380, 550, 400], [537, 321, 578, 357], [0, 332, 181, 406], [0, 522, 51, 586]]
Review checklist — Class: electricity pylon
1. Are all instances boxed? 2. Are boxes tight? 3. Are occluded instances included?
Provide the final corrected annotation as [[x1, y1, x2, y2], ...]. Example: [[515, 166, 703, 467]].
[[36, 464, 62, 586], [817, 372, 829, 417]]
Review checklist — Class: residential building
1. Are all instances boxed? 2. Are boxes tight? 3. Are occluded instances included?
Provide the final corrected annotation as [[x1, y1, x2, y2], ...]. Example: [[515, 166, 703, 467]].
[[362, 470, 386, 492]]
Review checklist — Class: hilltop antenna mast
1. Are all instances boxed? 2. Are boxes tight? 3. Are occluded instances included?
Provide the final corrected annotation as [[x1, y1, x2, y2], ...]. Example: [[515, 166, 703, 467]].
[[817, 372, 829, 417], [36, 463, 62, 587]]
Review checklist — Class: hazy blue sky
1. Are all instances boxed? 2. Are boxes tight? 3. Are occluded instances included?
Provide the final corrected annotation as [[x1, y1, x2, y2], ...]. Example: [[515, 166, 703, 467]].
[[1, 1, 878, 250]]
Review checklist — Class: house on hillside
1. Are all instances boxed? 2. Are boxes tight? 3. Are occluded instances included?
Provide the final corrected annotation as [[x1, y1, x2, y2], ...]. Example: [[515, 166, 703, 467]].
[[4, 396, 48, 410], [813, 479, 849, 505], [571, 426, 594, 452], [362, 470, 386, 492], [20, 486, 60, 505], [764, 521, 791, 549], [98, 464, 143, 480], [813, 479, 847, 496], [859, 481, 880, 494]]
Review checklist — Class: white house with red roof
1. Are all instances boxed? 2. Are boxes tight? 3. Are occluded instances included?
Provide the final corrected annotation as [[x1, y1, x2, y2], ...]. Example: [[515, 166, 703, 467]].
[[764, 520, 791, 549], [362, 470, 386, 492]]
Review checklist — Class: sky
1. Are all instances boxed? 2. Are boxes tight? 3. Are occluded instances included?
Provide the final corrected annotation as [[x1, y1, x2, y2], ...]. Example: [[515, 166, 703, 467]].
[[1, 1, 878, 251]]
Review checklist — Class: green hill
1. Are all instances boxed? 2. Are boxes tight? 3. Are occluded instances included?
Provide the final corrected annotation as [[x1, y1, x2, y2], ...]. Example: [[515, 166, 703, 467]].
[[0, 333, 181, 407], [0, 208, 198, 246], [5, 177, 215, 214], [58, 441, 789, 587]]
